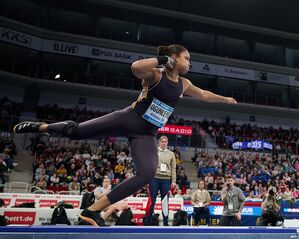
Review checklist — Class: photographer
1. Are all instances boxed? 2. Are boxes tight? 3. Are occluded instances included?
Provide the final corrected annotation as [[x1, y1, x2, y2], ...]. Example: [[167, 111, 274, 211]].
[[258, 186, 281, 226], [220, 175, 245, 226]]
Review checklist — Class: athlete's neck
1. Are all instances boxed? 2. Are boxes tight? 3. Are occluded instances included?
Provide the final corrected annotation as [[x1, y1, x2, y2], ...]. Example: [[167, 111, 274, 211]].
[[165, 69, 179, 82]]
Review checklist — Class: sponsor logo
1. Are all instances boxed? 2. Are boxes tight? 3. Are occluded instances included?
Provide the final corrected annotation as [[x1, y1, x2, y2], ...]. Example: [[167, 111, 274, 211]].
[[4, 211, 36, 225], [202, 64, 210, 72], [15, 199, 34, 206], [284, 208, 299, 213], [39, 200, 58, 207], [64, 200, 80, 208], [242, 207, 253, 215], [91, 48, 132, 60], [53, 43, 79, 54], [127, 203, 144, 210], [211, 206, 260, 216], [154, 204, 181, 210], [224, 68, 249, 76], [212, 206, 224, 215], [183, 205, 194, 214], [0, 28, 32, 46], [3, 199, 11, 207], [132, 213, 145, 225], [158, 125, 193, 136]]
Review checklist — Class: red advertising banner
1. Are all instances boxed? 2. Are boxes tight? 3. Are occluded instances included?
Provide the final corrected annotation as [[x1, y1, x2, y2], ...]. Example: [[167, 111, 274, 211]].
[[64, 200, 80, 208], [158, 125, 193, 136], [15, 199, 34, 207], [4, 211, 36, 225]]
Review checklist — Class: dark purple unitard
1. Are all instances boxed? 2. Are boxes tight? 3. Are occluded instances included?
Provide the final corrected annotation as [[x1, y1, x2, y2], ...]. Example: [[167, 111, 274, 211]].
[[48, 72, 183, 204]]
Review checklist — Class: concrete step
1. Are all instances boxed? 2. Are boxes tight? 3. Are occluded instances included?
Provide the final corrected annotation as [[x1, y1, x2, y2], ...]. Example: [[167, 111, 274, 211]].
[[180, 148, 199, 190], [9, 150, 34, 184]]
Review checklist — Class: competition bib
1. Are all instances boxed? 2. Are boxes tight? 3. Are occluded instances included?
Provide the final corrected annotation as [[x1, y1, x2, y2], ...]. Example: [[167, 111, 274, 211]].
[[142, 98, 174, 127]]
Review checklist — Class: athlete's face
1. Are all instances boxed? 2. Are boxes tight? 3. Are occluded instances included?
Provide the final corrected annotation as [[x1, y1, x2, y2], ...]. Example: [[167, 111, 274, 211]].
[[173, 50, 191, 74]]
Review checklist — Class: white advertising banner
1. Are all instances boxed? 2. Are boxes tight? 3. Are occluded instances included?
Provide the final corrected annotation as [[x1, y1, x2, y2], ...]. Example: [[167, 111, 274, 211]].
[[0, 193, 82, 208], [217, 65, 255, 81], [88, 46, 152, 63], [0, 208, 81, 225], [0, 26, 41, 50], [122, 197, 183, 211], [41, 40, 89, 57], [288, 76, 299, 87], [189, 61, 218, 75], [0, 193, 183, 226], [0, 208, 175, 226], [191, 61, 256, 81], [0, 193, 183, 211], [255, 71, 290, 85], [0, 26, 296, 86]]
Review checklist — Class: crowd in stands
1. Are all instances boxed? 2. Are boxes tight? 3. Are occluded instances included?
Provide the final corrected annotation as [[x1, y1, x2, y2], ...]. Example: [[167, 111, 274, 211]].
[[0, 97, 23, 132], [36, 104, 114, 123], [32, 137, 189, 196], [28, 104, 299, 200], [193, 150, 299, 200], [0, 135, 17, 190], [4, 100, 299, 154], [1, 100, 298, 201], [168, 114, 299, 154]]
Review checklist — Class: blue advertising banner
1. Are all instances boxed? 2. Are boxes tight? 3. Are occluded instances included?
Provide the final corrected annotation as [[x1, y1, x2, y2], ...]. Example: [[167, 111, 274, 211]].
[[184, 200, 297, 226], [232, 140, 273, 150]]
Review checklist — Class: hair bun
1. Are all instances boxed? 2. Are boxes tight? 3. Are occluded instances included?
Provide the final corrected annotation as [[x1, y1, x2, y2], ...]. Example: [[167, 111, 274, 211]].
[[157, 45, 168, 56]]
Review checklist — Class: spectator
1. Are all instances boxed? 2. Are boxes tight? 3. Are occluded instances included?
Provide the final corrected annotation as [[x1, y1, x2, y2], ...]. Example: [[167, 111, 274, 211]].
[[92, 177, 128, 222], [0, 154, 8, 189], [56, 164, 67, 182], [49, 173, 59, 186], [94, 178, 111, 200], [35, 176, 47, 190], [69, 177, 80, 191], [177, 170, 189, 190], [92, 172, 103, 186], [35, 164, 46, 181]]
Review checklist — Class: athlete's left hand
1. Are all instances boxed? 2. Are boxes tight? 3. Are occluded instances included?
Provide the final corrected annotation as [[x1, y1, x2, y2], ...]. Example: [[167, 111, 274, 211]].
[[224, 97, 237, 104]]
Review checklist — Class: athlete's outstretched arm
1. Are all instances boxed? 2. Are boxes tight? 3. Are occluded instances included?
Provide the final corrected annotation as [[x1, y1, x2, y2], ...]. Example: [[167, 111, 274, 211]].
[[182, 78, 237, 104]]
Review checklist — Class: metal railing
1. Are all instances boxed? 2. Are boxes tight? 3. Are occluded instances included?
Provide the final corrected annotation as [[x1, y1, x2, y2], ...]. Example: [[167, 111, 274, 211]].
[[2, 60, 298, 108], [58, 190, 81, 195], [33, 190, 55, 194], [8, 182, 30, 193]]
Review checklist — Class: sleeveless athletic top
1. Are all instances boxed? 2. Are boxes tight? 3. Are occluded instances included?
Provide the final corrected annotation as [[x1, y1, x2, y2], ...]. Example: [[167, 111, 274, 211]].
[[132, 70, 183, 127]]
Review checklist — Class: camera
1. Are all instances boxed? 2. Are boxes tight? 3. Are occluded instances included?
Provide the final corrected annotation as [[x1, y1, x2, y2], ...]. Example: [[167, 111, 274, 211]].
[[269, 189, 275, 196], [267, 186, 276, 196]]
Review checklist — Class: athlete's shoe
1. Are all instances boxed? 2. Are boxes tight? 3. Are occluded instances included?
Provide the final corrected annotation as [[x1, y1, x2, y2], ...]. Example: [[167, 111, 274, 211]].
[[79, 208, 106, 227], [13, 121, 43, 133]]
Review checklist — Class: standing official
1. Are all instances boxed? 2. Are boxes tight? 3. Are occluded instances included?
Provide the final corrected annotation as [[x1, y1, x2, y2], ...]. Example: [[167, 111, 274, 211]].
[[145, 136, 176, 226], [220, 175, 245, 226]]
